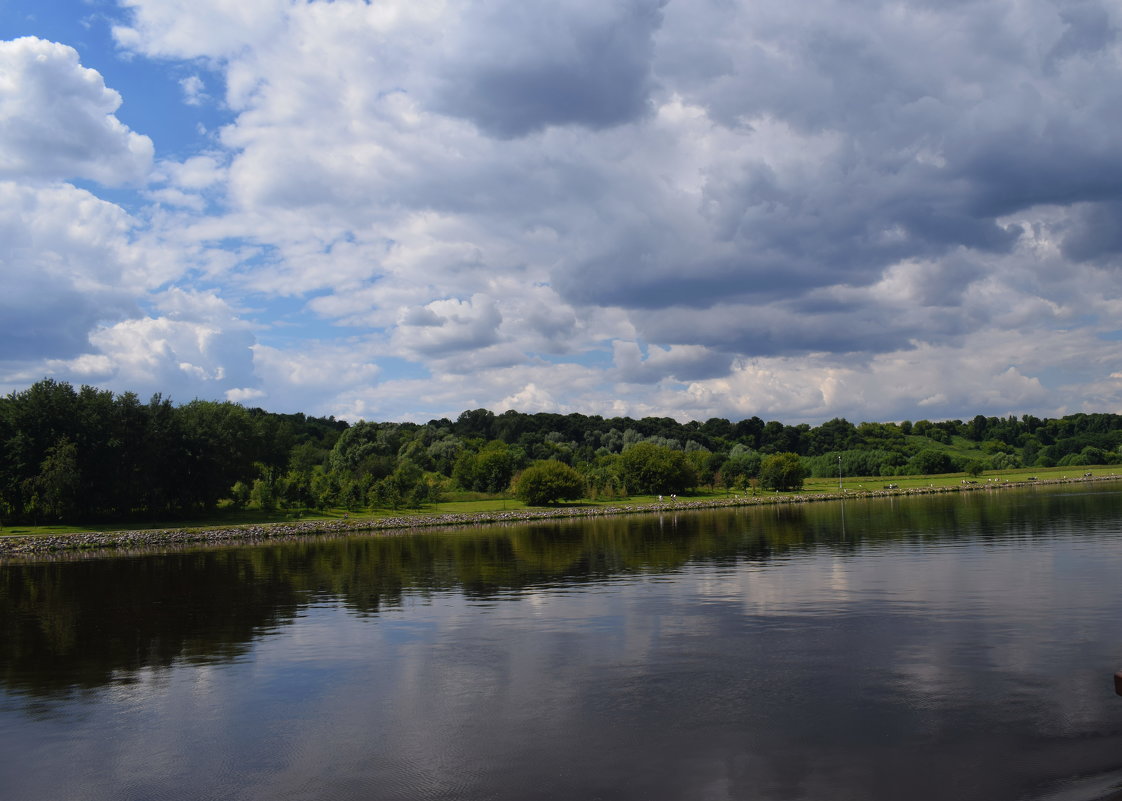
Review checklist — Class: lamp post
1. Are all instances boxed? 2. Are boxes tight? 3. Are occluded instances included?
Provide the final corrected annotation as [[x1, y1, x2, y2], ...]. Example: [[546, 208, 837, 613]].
[[838, 454, 842, 491]]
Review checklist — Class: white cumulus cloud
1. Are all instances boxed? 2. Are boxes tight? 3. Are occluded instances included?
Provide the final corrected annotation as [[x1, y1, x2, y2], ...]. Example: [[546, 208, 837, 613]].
[[0, 37, 153, 185]]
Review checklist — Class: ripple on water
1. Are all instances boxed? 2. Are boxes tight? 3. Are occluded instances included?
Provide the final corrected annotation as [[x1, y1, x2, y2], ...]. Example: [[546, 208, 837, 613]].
[[1028, 768, 1122, 801]]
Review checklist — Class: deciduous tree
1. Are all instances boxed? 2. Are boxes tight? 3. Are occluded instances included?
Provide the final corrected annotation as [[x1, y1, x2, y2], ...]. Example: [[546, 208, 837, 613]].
[[758, 452, 806, 491], [514, 460, 585, 505]]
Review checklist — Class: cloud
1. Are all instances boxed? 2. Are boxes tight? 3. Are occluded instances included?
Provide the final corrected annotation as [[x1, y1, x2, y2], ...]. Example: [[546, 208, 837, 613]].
[[112, 0, 292, 60], [334, 361, 606, 422], [248, 340, 381, 414], [162, 155, 226, 190], [671, 333, 1082, 424], [6, 1, 1121, 423], [432, 0, 666, 137], [43, 290, 258, 402], [226, 386, 266, 403], [1061, 200, 1122, 265], [179, 75, 208, 106], [544, 0, 1122, 318], [0, 37, 153, 186], [391, 294, 504, 357], [498, 382, 560, 414], [612, 341, 732, 384], [0, 181, 143, 359]]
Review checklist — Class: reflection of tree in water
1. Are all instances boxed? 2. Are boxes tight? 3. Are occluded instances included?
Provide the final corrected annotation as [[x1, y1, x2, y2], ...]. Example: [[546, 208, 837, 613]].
[[0, 549, 308, 699], [3, 486, 1118, 699]]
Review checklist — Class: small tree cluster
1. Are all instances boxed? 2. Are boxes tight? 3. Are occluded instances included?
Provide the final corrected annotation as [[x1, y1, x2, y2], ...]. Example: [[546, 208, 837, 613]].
[[758, 452, 806, 491], [513, 460, 585, 506], [619, 442, 697, 495]]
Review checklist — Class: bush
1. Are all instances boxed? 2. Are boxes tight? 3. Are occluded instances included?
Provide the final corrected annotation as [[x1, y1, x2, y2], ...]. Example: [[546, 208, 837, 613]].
[[513, 460, 585, 506]]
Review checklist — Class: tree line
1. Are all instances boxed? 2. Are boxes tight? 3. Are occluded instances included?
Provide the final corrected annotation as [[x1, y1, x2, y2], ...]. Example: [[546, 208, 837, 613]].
[[3, 379, 1121, 523]]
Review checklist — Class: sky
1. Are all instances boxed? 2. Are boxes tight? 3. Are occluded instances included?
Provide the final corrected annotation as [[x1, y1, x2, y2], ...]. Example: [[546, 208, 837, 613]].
[[2, 0, 1121, 425]]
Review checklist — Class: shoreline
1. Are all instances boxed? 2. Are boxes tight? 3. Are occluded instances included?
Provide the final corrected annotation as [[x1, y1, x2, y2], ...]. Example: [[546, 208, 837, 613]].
[[2, 474, 1119, 561]]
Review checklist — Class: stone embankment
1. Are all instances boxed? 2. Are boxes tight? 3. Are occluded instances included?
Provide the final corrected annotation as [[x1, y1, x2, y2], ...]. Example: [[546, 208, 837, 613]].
[[1, 474, 1117, 560]]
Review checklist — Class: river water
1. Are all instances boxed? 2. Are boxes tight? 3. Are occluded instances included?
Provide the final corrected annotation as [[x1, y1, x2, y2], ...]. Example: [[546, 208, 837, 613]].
[[3, 484, 1122, 801]]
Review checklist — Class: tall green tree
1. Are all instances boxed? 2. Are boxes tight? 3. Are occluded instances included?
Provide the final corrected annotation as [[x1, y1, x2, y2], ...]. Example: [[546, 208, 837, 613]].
[[179, 400, 257, 510], [28, 437, 81, 520]]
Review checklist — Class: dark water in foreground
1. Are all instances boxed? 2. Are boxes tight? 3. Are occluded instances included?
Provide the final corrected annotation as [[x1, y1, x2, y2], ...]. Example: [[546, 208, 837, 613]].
[[4, 485, 1122, 801]]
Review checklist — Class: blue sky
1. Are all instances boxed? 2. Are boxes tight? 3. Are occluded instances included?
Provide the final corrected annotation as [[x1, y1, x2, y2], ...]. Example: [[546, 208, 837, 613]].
[[2, 0, 1122, 423]]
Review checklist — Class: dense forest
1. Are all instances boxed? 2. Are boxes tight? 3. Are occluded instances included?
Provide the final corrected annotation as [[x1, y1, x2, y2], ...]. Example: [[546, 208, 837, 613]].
[[3, 378, 1122, 524]]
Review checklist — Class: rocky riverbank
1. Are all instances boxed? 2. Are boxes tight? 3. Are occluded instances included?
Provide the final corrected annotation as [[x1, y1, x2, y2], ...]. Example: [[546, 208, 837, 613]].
[[2, 474, 1118, 560]]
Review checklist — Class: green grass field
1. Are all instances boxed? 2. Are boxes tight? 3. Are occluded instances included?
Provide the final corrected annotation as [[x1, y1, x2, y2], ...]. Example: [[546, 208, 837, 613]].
[[3, 464, 1117, 538], [801, 463, 1118, 493]]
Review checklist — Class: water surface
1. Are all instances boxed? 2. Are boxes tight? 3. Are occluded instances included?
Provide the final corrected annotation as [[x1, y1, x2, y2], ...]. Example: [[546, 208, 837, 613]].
[[3, 485, 1122, 800]]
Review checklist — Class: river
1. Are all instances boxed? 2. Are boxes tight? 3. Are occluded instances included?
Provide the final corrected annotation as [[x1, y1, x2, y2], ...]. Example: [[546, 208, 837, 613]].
[[3, 483, 1122, 800]]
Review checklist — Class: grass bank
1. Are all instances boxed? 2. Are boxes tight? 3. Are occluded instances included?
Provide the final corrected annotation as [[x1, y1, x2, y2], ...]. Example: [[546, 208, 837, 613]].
[[1, 465, 1118, 558]]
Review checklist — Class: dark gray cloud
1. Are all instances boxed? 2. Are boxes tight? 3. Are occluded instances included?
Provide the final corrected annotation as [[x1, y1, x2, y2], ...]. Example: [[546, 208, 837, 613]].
[[1048, 1, 1117, 65], [433, 0, 665, 137], [628, 305, 926, 359], [612, 341, 734, 383], [626, 257, 999, 359], [551, 164, 1017, 316], [0, 288, 110, 360], [1061, 200, 1122, 264], [548, 0, 1122, 346]]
